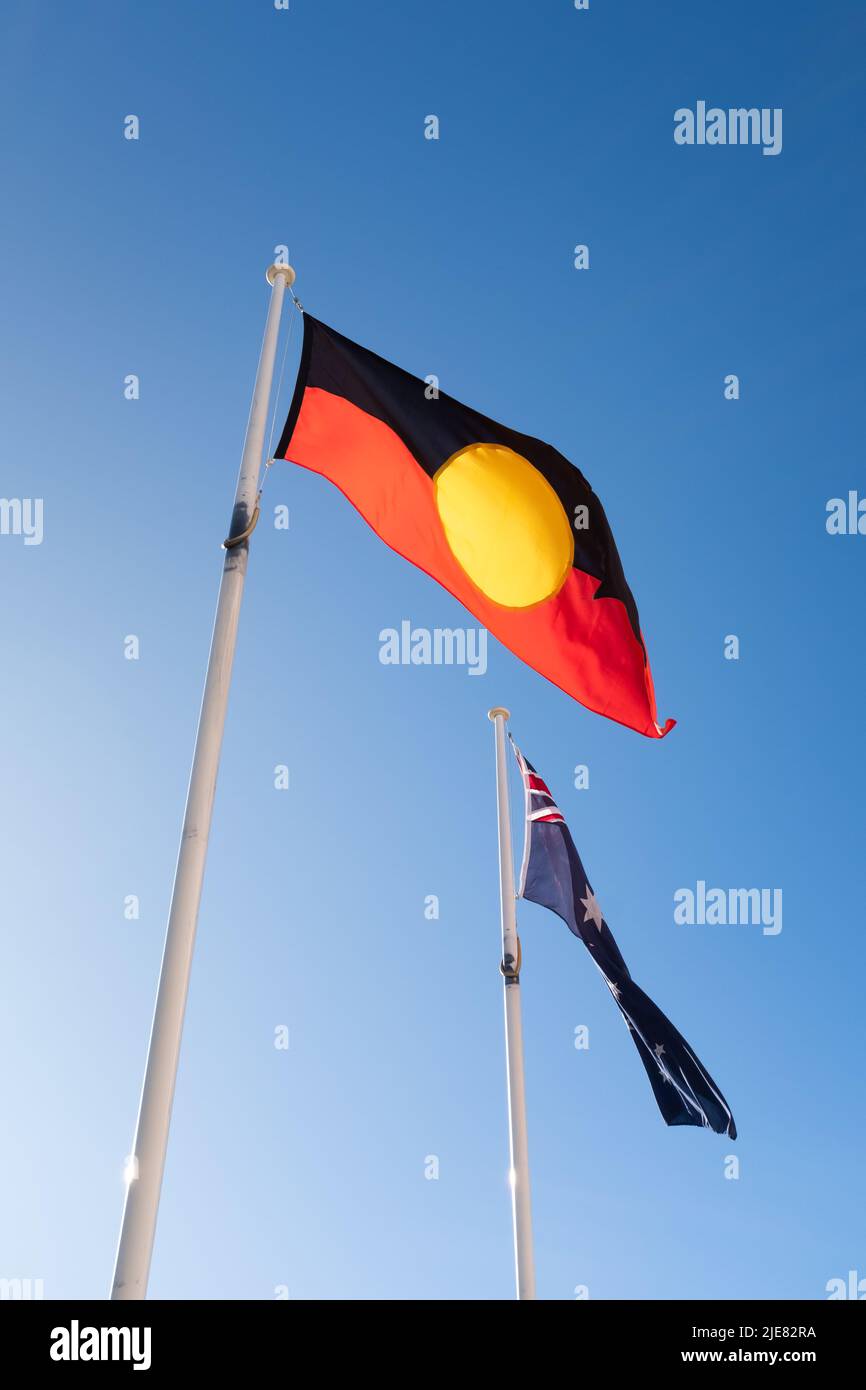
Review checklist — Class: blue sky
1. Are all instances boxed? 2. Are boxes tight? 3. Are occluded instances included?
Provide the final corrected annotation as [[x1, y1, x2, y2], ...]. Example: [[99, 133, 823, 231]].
[[1, 0, 864, 1299]]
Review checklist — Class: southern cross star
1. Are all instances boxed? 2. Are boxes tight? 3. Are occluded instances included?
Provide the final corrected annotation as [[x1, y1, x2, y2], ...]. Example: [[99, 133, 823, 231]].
[[580, 886, 604, 932], [653, 1043, 673, 1084]]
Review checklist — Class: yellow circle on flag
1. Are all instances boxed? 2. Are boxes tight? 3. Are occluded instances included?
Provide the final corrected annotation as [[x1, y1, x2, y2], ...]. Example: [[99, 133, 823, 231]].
[[434, 443, 574, 608]]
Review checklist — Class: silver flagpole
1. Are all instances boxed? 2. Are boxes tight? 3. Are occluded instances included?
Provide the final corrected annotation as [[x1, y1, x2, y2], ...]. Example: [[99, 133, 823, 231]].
[[111, 262, 296, 1300], [488, 707, 536, 1300]]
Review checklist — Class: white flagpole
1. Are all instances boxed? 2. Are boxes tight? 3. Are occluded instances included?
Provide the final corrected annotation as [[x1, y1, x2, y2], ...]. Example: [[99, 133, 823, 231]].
[[488, 707, 536, 1300], [110, 262, 296, 1300]]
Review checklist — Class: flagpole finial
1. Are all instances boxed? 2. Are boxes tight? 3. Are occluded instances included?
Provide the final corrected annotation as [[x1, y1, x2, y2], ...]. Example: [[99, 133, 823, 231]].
[[488, 707, 511, 722], [266, 263, 296, 287]]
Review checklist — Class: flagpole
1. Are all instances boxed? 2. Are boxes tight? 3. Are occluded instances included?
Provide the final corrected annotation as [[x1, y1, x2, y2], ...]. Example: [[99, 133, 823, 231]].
[[488, 707, 536, 1301], [110, 262, 296, 1300]]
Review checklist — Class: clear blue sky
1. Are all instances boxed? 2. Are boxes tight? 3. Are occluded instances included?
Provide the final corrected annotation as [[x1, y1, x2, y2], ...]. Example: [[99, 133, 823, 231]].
[[1, 0, 863, 1300]]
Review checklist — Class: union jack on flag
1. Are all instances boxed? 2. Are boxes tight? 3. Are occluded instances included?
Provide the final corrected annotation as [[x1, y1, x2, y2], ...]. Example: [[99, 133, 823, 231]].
[[510, 736, 736, 1138], [523, 767, 564, 826]]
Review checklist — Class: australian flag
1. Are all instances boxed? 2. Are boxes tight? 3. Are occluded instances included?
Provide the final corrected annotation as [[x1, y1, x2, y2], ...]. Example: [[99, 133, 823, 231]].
[[511, 737, 736, 1138]]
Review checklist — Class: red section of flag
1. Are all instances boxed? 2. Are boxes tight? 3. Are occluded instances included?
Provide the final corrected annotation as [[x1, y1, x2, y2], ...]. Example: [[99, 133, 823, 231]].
[[528, 774, 552, 793]]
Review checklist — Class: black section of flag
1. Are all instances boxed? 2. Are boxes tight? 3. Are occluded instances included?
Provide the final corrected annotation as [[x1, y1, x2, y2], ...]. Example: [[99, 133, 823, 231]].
[[277, 315, 643, 642]]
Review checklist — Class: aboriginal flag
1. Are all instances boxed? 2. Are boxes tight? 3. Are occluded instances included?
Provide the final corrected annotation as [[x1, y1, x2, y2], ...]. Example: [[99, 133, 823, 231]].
[[275, 316, 674, 738], [512, 737, 736, 1137]]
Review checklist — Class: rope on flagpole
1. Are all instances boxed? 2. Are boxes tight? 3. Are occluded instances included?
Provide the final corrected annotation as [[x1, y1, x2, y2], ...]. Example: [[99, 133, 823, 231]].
[[500, 936, 522, 979], [265, 292, 297, 467], [222, 504, 261, 550]]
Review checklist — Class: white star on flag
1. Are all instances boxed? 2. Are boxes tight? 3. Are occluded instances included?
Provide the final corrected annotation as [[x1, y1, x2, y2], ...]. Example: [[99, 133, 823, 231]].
[[653, 1043, 673, 1084], [580, 886, 604, 932]]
